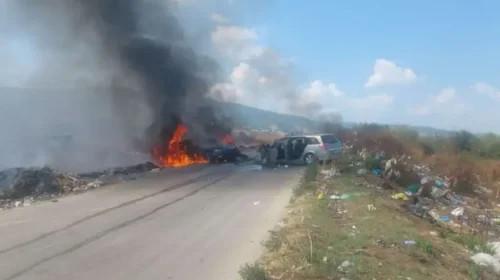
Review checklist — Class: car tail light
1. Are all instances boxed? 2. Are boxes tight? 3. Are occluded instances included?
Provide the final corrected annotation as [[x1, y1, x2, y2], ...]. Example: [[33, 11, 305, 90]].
[[319, 144, 326, 151]]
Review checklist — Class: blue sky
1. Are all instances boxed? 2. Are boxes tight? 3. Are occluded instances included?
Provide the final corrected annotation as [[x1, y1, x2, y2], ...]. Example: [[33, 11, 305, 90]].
[[203, 0, 500, 133], [2, 0, 499, 133]]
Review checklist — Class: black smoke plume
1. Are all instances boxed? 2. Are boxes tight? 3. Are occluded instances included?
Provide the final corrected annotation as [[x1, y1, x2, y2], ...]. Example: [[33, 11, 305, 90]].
[[2, 0, 229, 171]]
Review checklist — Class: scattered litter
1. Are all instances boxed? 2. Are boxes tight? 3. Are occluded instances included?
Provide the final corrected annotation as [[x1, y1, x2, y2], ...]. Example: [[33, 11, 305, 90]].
[[429, 231, 438, 237], [471, 253, 500, 274], [406, 184, 420, 194], [372, 168, 382, 176], [317, 192, 324, 199], [150, 168, 160, 173], [320, 168, 339, 178], [14, 201, 21, 207], [439, 216, 450, 222], [421, 177, 431, 185], [451, 207, 464, 218], [277, 221, 285, 228], [330, 195, 341, 200], [323, 256, 328, 263], [392, 193, 409, 201], [402, 240, 416, 246], [367, 204, 376, 211], [340, 194, 352, 200], [357, 168, 367, 175], [253, 201, 260, 205], [337, 260, 352, 273], [435, 179, 444, 187]]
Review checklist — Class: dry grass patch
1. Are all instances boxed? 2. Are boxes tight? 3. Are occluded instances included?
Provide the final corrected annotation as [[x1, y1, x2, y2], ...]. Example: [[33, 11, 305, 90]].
[[249, 166, 498, 280]]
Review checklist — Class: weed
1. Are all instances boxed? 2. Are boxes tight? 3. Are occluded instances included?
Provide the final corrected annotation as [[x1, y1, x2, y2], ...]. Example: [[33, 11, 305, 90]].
[[477, 243, 497, 256], [262, 230, 282, 252], [416, 238, 438, 257], [466, 262, 481, 280], [293, 163, 318, 197], [238, 262, 271, 280], [364, 155, 382, 170]]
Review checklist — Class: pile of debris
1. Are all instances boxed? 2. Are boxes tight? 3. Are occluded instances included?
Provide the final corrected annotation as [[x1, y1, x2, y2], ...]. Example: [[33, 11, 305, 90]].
[[0, 162, 160, 209], [0, 167, 82, 200]]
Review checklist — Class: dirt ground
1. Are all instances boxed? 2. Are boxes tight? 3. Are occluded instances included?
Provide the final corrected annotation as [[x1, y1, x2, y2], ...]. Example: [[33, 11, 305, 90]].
[[246, 164, 499, 280]]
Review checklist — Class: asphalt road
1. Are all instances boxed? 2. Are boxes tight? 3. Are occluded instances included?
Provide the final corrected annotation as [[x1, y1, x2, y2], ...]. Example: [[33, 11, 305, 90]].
[[0, 163, 304, 280]]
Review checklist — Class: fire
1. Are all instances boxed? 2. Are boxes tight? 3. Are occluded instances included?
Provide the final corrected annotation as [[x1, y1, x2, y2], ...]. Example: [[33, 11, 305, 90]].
[[221, 134, 235, 145], [152, 124, 208, 168]]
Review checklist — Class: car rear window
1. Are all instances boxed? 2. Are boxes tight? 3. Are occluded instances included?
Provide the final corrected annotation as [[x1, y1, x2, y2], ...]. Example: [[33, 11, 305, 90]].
[[320, 135, 339, 144], [306, 137, 319, 145]]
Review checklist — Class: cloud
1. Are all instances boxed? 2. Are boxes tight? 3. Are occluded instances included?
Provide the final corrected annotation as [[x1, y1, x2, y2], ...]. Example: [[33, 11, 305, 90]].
[[209, 23, 393, 120], [473, 82, 500, 101], [211, 13, 229, 24], [434, 87, 456, 104], [409, 87, 471, 116], [211, 25, 261, 59], [365, 59, 418, 88]]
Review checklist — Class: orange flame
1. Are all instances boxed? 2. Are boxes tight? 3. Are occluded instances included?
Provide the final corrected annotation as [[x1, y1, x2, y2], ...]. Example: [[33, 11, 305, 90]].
[[221, 134, 235, 145], [152, 124, 208, 168]]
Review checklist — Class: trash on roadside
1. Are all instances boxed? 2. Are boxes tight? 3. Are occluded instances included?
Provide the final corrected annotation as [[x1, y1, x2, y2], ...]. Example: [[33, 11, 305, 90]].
[[330, 195, 341, 200], [435, 179, 444, 188], [357, 168, 367, 175], [407, 184, 420, 194], [451, 207, 464, 218], [440, 216, 450, 222], [471, 253, 500, 275], [253, 201, 260, 205], [392, 193, 409, 201], [320, 169, 339, 179], [340, 193, 352, 200], [337, 260, 352, 273], [402, 240, 416, 246], [372, 168, 382, 176], [421, 176, 431, 185], [367, 204, 376, 211], [317, 192, 324, 199]]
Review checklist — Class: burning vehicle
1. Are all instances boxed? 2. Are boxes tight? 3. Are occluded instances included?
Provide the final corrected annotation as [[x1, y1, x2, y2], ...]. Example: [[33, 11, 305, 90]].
[[205, 144, 249, 163], [151, 123, 250, 167]]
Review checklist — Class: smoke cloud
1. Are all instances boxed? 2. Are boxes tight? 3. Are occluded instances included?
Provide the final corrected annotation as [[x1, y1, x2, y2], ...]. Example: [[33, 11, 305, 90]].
[[0, 0, 224, 172]]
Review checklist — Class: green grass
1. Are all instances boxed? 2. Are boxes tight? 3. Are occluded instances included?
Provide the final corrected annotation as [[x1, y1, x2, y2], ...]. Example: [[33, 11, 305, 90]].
[[239, 262, 270, 280], [254, 161, 500, 280]]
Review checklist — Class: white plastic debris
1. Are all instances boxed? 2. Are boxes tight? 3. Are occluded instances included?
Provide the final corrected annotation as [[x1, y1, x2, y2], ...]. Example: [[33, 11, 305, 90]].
[[337, 260, 352, 272], [253, 201, 260, 205], [320, 168, 339, 179], [14, 201, 22, 207], [471, 253, 500, 274], [367, 204, 376, 211], [357, 168, 367, 175], [330, 195, 341, 199], [451, 207, 464, 218]]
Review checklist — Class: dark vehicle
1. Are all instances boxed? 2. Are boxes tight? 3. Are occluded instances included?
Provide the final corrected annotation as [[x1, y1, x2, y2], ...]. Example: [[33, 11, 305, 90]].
[[205, 144, 249, 163]]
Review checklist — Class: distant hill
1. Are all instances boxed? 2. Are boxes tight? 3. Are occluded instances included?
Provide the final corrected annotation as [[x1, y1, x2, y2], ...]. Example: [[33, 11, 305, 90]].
[[213, 101, 456, 136], [215, 101, 318, 132]]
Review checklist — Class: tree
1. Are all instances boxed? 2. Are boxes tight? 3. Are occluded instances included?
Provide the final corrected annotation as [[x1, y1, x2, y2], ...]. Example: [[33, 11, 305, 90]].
[[453, 130, 477, 152]]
